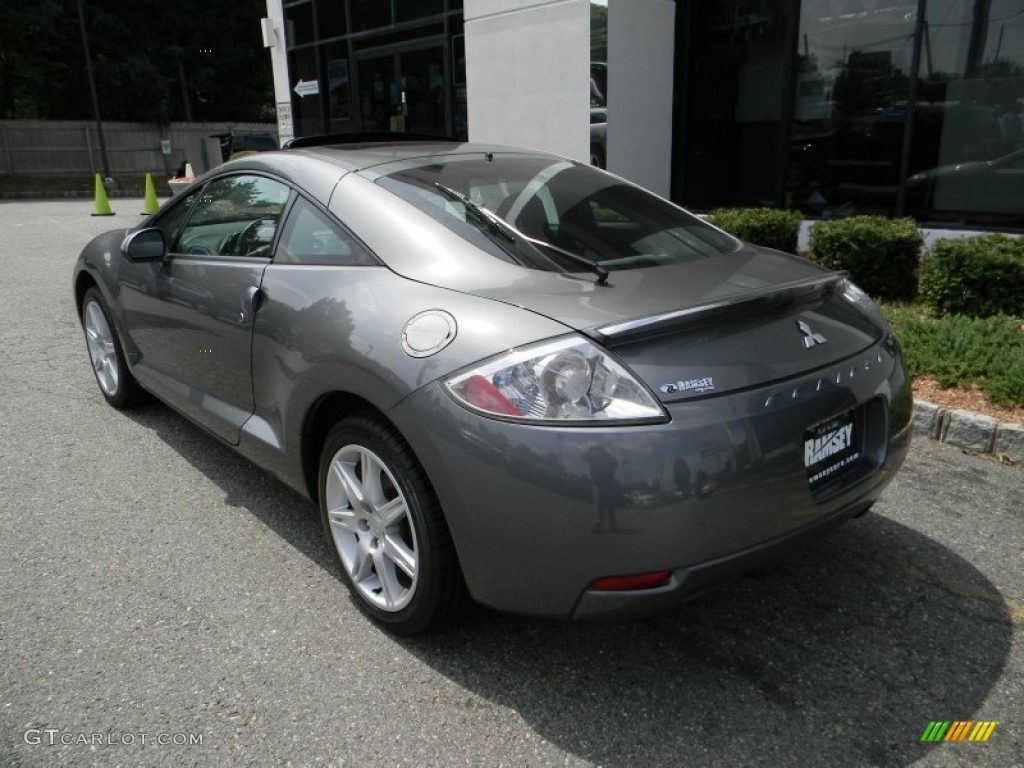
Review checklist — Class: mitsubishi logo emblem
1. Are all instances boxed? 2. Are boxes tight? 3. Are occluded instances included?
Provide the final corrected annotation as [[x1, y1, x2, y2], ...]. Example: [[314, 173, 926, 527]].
[[797, 320, 827, 348]]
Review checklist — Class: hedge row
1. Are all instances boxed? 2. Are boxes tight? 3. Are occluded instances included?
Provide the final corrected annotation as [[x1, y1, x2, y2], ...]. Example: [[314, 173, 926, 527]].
[[918, 235, 1024, 317], [808, 216, 921, 302], [705, 208, 803, 254], [708, 208, 1023, 314]]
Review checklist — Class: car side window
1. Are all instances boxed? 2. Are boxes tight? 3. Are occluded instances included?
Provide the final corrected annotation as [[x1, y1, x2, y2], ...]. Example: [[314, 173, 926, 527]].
[[153, 191, 196, 248], [175, 175, 291, 258], [275, 197, 377, 266]]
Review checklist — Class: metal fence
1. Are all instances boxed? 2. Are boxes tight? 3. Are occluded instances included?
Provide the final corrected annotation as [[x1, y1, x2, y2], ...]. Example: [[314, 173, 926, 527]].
[[0, 120, 279, 178]]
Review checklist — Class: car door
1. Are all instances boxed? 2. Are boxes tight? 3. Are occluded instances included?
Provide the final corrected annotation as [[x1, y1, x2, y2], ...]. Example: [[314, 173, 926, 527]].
[[123, 174, 292, 444]]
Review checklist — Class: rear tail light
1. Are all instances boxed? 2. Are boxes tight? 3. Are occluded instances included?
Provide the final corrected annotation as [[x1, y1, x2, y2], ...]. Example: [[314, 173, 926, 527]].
[[445, 335, 667, 424], [590, 570, 673, 591], [460, 374, 522, 416]]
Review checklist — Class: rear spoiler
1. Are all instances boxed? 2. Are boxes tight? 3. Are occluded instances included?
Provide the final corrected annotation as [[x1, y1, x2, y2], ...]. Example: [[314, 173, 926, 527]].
[[592, 272, 848, 343]]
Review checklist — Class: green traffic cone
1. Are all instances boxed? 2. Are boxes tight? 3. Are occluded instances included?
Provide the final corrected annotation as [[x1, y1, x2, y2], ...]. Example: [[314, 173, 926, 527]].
[[141, 172, 159, 215], [91, 174, 114, 216]]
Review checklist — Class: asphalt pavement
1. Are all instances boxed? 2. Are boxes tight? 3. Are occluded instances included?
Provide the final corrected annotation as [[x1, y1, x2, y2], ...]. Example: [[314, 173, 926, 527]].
[[1, 199, 1021, 767]]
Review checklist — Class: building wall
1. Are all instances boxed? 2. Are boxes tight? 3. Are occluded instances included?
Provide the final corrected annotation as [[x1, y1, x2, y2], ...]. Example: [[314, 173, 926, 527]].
[[464, 0, 590, 162], [606, 0, 675, 197]]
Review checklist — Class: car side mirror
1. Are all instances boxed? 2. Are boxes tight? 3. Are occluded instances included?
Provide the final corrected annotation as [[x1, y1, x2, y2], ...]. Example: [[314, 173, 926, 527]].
[[122, 228, 166, 261]]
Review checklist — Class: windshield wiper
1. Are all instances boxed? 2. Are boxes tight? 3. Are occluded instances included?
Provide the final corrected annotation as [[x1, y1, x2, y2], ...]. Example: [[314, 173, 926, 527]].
[[434, 183, 609, 285], [434, 183, 515, 242]]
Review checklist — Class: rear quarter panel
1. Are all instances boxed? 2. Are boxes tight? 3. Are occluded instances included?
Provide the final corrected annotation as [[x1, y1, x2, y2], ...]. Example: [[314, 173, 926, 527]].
[[248, 265, 571, 494]]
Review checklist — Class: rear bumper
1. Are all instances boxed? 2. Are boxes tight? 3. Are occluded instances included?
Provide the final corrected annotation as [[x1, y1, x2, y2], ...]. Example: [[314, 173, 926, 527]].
[[388, 338, 913, 618], [571, 483, 886, 619]]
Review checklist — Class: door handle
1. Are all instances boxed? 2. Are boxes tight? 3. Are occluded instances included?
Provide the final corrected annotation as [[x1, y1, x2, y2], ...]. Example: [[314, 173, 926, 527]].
[[239, 285, 262, 322], [243, 285, 263, 312]]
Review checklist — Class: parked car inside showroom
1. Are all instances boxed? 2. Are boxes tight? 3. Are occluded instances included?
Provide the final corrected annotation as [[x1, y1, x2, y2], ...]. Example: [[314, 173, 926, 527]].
[[73, 137, 912, 634]]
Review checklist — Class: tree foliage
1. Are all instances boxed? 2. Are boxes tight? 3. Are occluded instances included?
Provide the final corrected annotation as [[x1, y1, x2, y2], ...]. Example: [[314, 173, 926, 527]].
[[0, 0, 273, 122]]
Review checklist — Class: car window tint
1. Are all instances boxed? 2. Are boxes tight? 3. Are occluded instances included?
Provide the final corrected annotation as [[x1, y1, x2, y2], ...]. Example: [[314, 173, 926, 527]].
[[276, 198, 377, 266], [378, 156, 737, 274], [154, 191, 197, 249], [176, 175, 291, 258]]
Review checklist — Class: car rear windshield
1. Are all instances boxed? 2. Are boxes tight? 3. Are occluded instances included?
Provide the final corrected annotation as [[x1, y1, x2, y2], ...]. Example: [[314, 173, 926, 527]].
[[376, 154, 738, 275]]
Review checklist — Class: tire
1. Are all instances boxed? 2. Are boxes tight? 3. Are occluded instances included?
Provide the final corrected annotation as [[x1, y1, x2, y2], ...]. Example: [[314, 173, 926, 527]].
[[318, 414, 467, 635], [80, 287, 147, 408]]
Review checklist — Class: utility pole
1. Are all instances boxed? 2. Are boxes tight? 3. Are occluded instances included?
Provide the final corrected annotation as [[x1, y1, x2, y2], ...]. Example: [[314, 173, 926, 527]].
[[965, 0, 992, 77], [75, 0, 111, 180]]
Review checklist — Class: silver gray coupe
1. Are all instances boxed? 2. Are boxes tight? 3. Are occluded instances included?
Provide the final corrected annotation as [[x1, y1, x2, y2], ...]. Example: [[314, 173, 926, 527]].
[[73, 139, 912, 634]]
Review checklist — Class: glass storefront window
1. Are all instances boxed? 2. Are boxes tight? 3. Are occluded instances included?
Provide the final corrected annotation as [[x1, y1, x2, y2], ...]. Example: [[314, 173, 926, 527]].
[[452, 34, 467, 138], [323, 42, 352, 124], [400, 47, 447, 134], [317, 0, 347, 40], [911, 0, 1024, 224], [397, 0, 444, 23], [789, 1, 918, 216], [590, 1, 607, 169], [350, 0, 393, 32], [788, 0, 1024, 226], [290, 48, 323, 137], [285, 2, 316, 47], [677, 0, 794, 210]]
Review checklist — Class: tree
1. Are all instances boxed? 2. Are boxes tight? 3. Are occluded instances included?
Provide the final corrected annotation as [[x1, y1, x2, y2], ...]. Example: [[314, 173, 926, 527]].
[[0, 0, 273, 122], [833, 52, 909, 117]]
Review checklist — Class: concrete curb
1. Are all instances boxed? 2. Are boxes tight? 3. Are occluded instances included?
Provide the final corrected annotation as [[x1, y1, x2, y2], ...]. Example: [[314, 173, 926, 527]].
[[912, 400, 1024, 464]]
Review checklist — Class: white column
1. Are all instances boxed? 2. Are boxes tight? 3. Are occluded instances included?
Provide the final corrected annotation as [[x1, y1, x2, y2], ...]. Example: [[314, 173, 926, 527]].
[[607, 0, 675, 197], [464, 0, 591, 162], [264, 0, 294, 147]]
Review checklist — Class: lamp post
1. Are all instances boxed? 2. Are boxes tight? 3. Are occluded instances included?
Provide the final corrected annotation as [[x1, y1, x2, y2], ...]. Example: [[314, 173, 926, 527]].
[[75, 0, 111, 181]]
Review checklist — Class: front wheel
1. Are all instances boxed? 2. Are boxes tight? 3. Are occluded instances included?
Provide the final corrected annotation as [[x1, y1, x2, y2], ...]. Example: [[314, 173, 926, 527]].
[[318, 415, 467, 635], [80, 287, 147, 408]]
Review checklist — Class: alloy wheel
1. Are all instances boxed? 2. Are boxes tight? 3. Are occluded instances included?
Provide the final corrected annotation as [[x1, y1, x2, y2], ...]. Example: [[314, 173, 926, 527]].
[[84, 300, 119, 396], [324, 444, 419, 612]]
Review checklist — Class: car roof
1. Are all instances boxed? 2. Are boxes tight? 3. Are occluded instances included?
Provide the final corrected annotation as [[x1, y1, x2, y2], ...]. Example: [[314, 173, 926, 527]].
[[209, 141, 559, 206]]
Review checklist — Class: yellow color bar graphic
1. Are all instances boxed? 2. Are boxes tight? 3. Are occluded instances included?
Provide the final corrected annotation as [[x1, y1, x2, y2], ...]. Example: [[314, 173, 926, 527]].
[[968, 721, 998, 742]]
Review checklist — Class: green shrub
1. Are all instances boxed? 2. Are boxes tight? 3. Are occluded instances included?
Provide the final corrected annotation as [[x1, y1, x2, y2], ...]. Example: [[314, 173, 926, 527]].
[[705, 208, 803, 254], [808, 216, 921, 301], [918, 234, 1024, 318], [881, 304, 1024, 407]]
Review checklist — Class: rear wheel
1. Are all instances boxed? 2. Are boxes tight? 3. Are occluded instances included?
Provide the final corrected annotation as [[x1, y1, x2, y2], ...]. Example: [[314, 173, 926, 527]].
[[81, 287, 147, 408], [318, 415, 467, 635]]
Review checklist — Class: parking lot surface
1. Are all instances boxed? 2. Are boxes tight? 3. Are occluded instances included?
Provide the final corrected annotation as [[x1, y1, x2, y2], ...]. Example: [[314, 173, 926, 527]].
[[1, 200, 1022, 767]]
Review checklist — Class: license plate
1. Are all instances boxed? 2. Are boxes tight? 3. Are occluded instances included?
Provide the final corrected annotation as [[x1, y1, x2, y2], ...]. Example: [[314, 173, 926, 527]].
[[804, 410, 860, 488]]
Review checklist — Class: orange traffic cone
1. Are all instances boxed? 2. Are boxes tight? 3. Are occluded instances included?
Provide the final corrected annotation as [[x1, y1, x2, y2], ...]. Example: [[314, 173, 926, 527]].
[[91, 174, 114, 216], [141, 173, 159, 215]]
